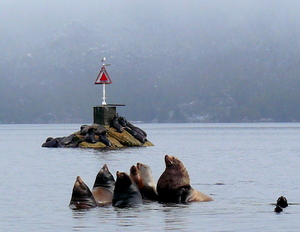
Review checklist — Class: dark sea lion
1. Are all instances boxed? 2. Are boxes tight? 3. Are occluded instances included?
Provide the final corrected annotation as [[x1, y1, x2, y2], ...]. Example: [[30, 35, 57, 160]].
[[80, 125, 90, 135], [156, 155, 213, 203], [84, 127, 96, 143], [110, 115, 123, 133], [69, 176, 98, 210], [125, 120, 147, 137], [60, 134, 75, 146], [276, 196, 288, 208], [274, 205, 283, 213], [112, 171, 143, 207], [125, 127, 147, 144], [42, 137, 63, 147], [136, 162, 158, 201], [98, 133, 112, 147], [94, 125, 108, 135], [92, 164, 115, 206], [118, 116, 127, 127]]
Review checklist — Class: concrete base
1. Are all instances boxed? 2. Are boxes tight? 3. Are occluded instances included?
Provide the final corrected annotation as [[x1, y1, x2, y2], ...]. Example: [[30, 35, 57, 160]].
[[93, 106, 116, 125]]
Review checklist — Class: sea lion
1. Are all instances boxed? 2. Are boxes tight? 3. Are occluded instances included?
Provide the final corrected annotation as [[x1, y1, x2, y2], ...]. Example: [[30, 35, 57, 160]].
[[110, 115, 123, 133], [92, 164, 115, 206], [125, 127, 147, 144], [98, 133, 112, 147], [112, 171, 143, 207], [276, 196, 288, 208], [130, 165, 144, 190], [94, 125, 108, 135], [274, 205, 283, 213], [156, 155, 213, 203], [42, 137, 63, 147], [125, 120, 147, 137], [84, 127, 96, 143], [60, 134, 75, 146], [136, 162, 158, 201], [80, 125, 90, 135], [69, 176, 98, 210], [118, 116, 127, 127]]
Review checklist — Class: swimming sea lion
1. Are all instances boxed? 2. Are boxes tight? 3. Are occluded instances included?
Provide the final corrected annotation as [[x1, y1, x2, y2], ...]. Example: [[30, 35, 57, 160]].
[[69, 176, 98, 210], [136, 162, 158, 201], [274, 205, 283, 213], [112, 171, 142, 207], [92, 164, 115, 206], [276, 196, 288, 208], [130, 165, 144, 190], [156, 155, 213, 203]]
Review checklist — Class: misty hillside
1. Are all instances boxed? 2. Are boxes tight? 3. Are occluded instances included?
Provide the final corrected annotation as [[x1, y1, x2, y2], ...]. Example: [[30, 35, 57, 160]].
[[1, 1, 300, 123]]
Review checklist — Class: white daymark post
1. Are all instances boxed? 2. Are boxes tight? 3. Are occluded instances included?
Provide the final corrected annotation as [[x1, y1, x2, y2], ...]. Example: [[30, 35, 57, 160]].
[[94, 57, 112, 105]]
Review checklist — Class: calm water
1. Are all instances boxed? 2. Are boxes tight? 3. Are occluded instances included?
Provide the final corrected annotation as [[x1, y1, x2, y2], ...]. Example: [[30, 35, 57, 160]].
[[0, 123, 299, 231]]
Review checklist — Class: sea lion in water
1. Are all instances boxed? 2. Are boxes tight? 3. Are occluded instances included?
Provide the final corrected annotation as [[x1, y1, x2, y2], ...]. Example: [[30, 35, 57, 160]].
[[156, 155, 213, 203], [130, 165, 144, 190], [92, 164, 115, 206], [130, 163, 158, 201], [112, 171, 142, 207], [274, 205, 283, 213], [276, 196, 288, 208], [69, 176, 98, 210]]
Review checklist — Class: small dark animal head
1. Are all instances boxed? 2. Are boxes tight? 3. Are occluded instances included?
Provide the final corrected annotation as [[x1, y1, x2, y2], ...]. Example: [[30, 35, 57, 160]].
[[276, 196, 288, 208]]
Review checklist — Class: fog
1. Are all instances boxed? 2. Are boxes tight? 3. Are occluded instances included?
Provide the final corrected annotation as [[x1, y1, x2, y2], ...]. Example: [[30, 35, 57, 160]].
[[1, 1, 300, 123]]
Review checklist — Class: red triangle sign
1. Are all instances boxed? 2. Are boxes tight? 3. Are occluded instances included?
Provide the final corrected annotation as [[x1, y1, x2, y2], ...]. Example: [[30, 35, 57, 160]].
[[95, 66, 112, 84], [100, 73, 108, 82]]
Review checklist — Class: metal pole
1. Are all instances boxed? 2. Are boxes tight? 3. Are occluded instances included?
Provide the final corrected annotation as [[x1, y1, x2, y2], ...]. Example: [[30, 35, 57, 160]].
[[102, 83, 107, 105]]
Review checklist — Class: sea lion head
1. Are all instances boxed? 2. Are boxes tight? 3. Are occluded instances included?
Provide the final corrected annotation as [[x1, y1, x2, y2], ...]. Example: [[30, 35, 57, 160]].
[[276, 196, 288, 208], [130, 166, 144, 190], [274, 205, 283, 213], [45, 137, 54, 142], [157, 155, 191, 192], [137, 162, 155, 184], [69, 176, 97, 209], [87, 127, 94, 135], [130, 165, 139, 175], [114, 171, 133, 192], [164, 155, 188, 171], [137, 162, 149, 172], [113, 171, 143, 207], [72, 176, 89, 196], [93, 164, 115, 189]]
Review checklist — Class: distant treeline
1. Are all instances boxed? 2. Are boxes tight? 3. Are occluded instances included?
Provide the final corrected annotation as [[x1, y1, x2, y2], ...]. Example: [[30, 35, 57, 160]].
[[1, 2, 300, 123]]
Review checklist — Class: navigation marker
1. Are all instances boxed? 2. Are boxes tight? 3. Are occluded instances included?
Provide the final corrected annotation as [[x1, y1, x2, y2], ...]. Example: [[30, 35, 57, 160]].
[[95, 57, 112, 105]]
